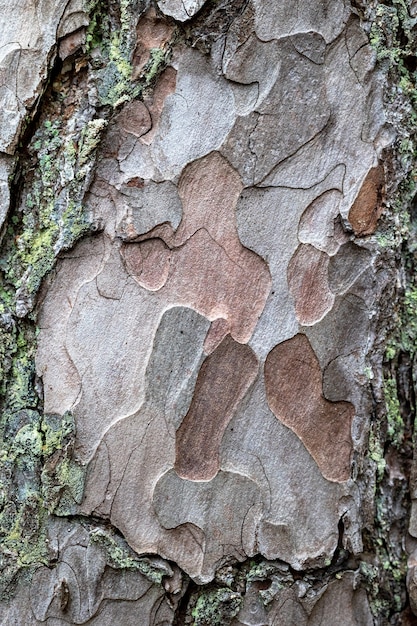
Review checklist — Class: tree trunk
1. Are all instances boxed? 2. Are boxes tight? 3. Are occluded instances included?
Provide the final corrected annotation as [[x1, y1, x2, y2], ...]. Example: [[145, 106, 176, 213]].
[[0, 1, 416, 624]]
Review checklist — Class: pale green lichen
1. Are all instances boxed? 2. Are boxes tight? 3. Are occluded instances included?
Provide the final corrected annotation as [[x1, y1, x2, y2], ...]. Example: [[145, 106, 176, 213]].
[[0, 89, 102, 596], [246, 560, 277, 582], [78, 118, 108, 167], [360, 560, 395, 616], [370, 4, 401, 64], [384, 376, 404, 446], [85, 0, 110, 51], [366, 405, 407, 614], [87, 0, 138, 106], [0, 406, 81, 591], [245, 560, 293, 606], [144, 47, 168, 85], [364, 3, 417, 617], [9, 424, 43, 466], [0, 407, 48, 593], [89, 528, 172, 584], [0, 113, 101, 314], [49, 459, 86, 515], [0, 494, 48, 571], [0, 0, 178, 598], [0, 315, 16, 394], [87, 0, 174, 107], [369, 0, 417, 251], [101, 32, 136, 106], [41, 412, 75, 455], [191, 588, 242, 626], [39, 412, 87, 515], [368, 428, 387, 482], [370, 0, 417, 67]]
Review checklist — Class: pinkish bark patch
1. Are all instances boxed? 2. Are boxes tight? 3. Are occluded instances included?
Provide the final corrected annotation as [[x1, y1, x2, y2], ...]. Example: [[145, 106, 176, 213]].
[[264, 333, 353, 482]]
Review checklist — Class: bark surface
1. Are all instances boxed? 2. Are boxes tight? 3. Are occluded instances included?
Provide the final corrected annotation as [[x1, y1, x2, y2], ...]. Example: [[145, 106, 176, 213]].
[[0, 1, 416, 624]]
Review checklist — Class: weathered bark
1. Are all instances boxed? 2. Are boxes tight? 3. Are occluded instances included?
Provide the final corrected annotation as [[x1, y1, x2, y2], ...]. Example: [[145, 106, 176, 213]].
[[0, 1, 416, 624]]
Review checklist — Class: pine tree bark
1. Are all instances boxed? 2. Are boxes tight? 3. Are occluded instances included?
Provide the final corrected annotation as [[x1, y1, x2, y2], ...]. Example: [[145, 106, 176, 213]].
[[0, 1, 416, 624]]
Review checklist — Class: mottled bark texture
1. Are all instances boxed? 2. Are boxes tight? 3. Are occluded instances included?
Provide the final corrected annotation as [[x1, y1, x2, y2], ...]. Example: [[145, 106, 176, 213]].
[[0, 0, 417, 624]]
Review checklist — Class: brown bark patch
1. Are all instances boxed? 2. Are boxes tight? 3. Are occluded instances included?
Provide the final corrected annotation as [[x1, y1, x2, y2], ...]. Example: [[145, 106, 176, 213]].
[[203, 318, 231, 354], [115, 100, 152, 137], [121, 237, 171, 291], [287, 244, 334, 326], [100, 101, 151, 157], [348, 164, 385, 236], [121, 152, 271, 343], [175, 335, 258, 481], [264, 333, 353, 482], [126, 177, 144, 188], [141, 66, 177, 145], [176, 151, 243, 252], [132, 7, 175, 78]]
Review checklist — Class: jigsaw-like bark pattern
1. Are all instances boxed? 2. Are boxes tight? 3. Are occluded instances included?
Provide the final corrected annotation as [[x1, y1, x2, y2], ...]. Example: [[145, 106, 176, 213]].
[[0, 0, 415, 624]]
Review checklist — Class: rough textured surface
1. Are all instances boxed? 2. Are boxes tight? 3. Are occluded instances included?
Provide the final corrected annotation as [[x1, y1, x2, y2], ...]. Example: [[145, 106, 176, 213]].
[[157, 0, 207, 22], [0, 0, 416, 624]]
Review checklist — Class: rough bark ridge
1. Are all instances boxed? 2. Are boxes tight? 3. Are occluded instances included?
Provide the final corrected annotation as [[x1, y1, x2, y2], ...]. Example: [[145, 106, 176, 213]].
[[0, 0, 416, 624]]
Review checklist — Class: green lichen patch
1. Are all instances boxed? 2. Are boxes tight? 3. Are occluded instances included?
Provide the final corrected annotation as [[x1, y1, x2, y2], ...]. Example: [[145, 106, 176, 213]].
[[0, 402, 81, 592], [357, 2, 417, 619], [360, 374, 409, 621], [0, 111, 104, 317], [89, 527, 173, 584], [85, 0, 111, 53], [0, 0, 180, 600], [0, 56, 101, 597], [368, 4, 417, 611], [386, 288, 417, 361], [368, 426, 387, 483], [0, 404, 46, 594], [191, 588, 242, 626], [181, 556, 360, 624], [367, 0, 417, 247], [86, 0, 175, 107], [40, 412, 86, 516], [384, 376, 405, 446]]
